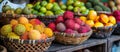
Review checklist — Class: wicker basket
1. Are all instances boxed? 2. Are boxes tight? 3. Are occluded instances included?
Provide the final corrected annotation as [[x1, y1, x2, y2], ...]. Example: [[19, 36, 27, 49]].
[[91, 24, 117, 39], [0, 45, 7, 52], [0, 13, 37, 26], [37, 15, 62, 25], [0, 35, 55, 52], [54, 29, 92, 45]]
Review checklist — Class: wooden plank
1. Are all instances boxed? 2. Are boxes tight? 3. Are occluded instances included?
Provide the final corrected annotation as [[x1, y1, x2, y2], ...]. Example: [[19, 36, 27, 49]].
[[47, 38, 107, 52]]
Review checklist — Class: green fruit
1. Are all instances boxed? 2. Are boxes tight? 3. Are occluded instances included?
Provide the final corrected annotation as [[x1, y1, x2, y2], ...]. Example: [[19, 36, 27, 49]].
[[32, 10, 38, 15], [41, 1, 48, 7], [80, 2, 85, 6], [80, 6, 87, 12], [45, 11, 54, 16], [7, 32, 20, 39], [74, 1, 81, 7], [26, 4, 33, 9], [0, 0, 3, 3], [67, 0, 74, 5], [52, 5, 61, 11], [74, 7, 79, 12], [85, 2, 92, 9], [23, 7, 32, 15], [89, 8, 94, 10], [1, 24, 12, 36], [53, 2, 59, 6], [60, 4, 67, 10], [14, 24, 26, 36], [34, 2, 40, 5], [15, 8, 22, 14], [2, 5, 11, 13], [38, 12, 45, 16], [55, 10, 64, 15], [81, 9, 89, 15], [94, 5, 103, 11], [67, 5, 73, 10], [40, 7, 47, 13], [34, 5, 41, 10], [46, 3, 53, 10]]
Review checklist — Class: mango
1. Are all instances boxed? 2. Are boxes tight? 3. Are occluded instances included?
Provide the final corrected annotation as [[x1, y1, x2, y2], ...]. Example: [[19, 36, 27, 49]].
[[88, 10, 97, 20], [10, 19, 18, 26], [80, 16, 87, 22], [105, 23, 114, 26], [94, 22, 104, 27], [85, 20, 94, 27], [18, 17, 29, 25], [29, 30, 42, 40]]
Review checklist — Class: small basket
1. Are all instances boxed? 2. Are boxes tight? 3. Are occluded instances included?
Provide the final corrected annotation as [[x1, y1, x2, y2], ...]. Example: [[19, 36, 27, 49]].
[[37, 15, 62, 25], [0, 35, 55, 52], [91, 24, 117, 39], [54, 29, 92, 45], [0, 45, 7, 52], [0, 13, 37, 26]]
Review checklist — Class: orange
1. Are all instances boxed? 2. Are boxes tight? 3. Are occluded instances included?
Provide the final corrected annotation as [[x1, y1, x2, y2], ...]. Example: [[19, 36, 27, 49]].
[[10, 19, 18, 26], [99, 14, 109, 24], [85, 20, 94, 27], [94, 16, 100, 22], [18, 17, 29, 25]]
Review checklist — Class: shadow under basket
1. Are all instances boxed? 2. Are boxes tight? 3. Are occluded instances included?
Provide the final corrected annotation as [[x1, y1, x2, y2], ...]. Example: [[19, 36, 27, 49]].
[[0, 35, 55, 52], [54, 29, 93, 45], [113, 24, 120, 35], [91, 24, 117, 39]]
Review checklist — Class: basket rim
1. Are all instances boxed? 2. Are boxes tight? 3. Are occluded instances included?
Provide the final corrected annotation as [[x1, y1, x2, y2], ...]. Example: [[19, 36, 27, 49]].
[[0, 35, 55, 44], [97, 11, 112, 14], [54, 29, 93, 38], [92, 24, 117, 29], [1, 13, 37, 19], [37, 14, 63, 19]]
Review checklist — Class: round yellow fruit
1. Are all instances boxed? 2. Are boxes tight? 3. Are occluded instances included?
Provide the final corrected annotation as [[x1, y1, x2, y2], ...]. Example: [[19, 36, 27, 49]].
[[43, 28, 53, 38], [94, 22, 104, 27], [34, 25, 45, 33], [18, 17, 29, 25], [80, 16, 87, 22], [85, 20, 94, 27], [109, 16, 116, 24], [7, 32, 20, 39], [24, 23, 33, 32], [88, 10, 97, 20]]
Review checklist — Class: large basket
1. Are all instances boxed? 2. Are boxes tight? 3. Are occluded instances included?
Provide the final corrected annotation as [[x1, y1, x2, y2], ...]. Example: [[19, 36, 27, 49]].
[[54, 29, 92, 45], [91, 24, 117, 39], [0, 35, 55, 52]]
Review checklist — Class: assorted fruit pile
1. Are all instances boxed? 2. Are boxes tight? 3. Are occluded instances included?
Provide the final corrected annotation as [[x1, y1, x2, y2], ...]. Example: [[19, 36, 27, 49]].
[[85, 0, 111, 12], [109, 0, 120, 11], [80, 10, 116, 28], [48, 11, 91, 34], [60, 0, 89, 15], [0, 17, 53, 40]]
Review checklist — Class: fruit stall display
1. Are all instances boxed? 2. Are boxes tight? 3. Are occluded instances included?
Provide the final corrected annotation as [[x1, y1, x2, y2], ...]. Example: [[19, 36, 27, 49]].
[[0, 16, 54, 52], [48, 11, 92, 45]]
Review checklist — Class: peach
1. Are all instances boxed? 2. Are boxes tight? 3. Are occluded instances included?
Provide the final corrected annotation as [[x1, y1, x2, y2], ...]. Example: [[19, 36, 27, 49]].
[[18, 17, 29, 25], [29, 30, 42, 40], [30, 19, 41, 26]]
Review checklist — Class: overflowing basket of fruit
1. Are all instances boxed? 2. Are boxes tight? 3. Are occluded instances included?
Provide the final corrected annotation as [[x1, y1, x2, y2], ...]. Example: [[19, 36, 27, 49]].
[[79, 10, 117, 39], [0, 17, 54, 52], [48, 11, 92, 45]]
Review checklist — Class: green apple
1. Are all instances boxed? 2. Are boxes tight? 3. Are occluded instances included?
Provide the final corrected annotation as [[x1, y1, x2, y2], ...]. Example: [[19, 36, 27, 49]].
[[74, 7, 79, 13], [34, 2, 40, 5], [45, 11, 54, 16], [55, 10, 64, 15], [60, 4, 67, 10], [80, 6, 87, 12], [15, 8, 22, 14], [53, 2, 59, 6], [40, 7, 47, 13], [41, 1, 48, 7], [32, 10, 38, 15], [67, 5, 73, 10], [26, 4, 33, 9], [67, 0, 74, 5], [38, 12, 45, 16], [23, 7, 32, 15], [74, 1, 81, 7], [80, 2, 85, 6], [81, 9, 89, 15], [46, 3, 53, 10], [34, 5, 41, 10], [52, 5, 61, 11]]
